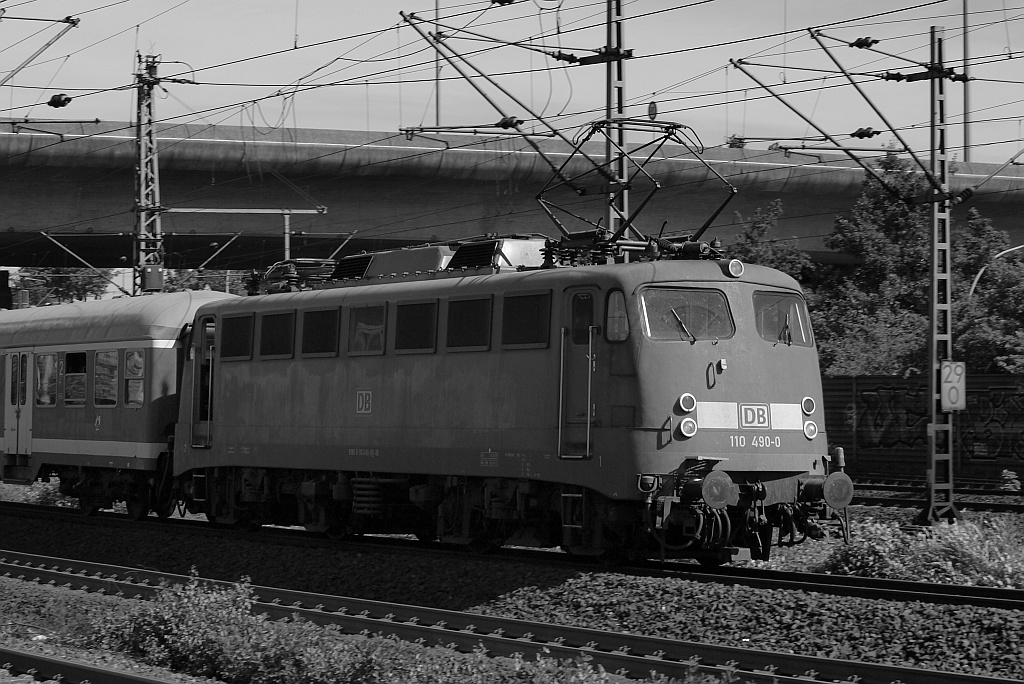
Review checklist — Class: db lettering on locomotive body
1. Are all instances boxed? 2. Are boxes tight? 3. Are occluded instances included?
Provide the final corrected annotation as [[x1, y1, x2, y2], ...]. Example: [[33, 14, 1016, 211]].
[[740, 404, 770, 429]]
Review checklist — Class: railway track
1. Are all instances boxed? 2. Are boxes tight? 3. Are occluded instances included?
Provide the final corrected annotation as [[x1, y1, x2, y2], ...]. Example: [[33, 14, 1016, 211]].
[[1, 550, 1018, 684], [853, 495, 1024, 512], [0, 645, 176, 684], [1, 499, 1022, 609]]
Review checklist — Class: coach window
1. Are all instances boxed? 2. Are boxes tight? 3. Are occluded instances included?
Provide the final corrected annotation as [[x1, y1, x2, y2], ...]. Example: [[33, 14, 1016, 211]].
[[220, 315, 254, 360], [349, 304, 386, 355], [260, 311, 296, 359], [124, 350, 145, 408], [64, 352, 87, 407], [447, 297, 491, 351], [94, 350, 118, 407], [35, 353, 57, 407], [753, 291, 812, 347], [395, 301, 437, 353], [501, 292, 551, 349], [301, 308, 340, 356]]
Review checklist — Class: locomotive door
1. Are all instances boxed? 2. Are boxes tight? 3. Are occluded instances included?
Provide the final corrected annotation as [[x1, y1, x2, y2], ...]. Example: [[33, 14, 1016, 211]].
[[4, 350, 33, 459], [190, 317, 216, 448], [559, 289, 600, 459]]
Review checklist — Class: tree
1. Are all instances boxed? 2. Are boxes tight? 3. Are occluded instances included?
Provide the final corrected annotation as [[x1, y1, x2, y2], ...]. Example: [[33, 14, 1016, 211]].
[[811, 152, 1024, 376], [952, 210, 1024, 373], [729, 199, 814, 283], [12, 267, 117, 306]]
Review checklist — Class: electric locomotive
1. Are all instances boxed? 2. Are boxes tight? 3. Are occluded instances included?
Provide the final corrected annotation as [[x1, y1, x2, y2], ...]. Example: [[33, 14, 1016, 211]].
[[167, 235, 851, 563], [0, 236, 852, 563]]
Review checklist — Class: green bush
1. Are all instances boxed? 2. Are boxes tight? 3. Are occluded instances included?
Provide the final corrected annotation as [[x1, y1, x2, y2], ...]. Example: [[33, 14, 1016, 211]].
[[813, 517, 1024, 588], [79, 571, 714, 684]]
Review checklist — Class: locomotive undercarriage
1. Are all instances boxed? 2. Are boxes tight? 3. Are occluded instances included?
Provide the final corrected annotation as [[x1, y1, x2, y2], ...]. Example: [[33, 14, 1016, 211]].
[[640, 462, 854, 564], [48, 458, 851, 564], [166, 466, 646, 556]]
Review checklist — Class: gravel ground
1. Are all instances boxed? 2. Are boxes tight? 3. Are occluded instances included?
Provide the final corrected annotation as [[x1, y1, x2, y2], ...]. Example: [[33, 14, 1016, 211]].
[[0, 504, 1022, 680]]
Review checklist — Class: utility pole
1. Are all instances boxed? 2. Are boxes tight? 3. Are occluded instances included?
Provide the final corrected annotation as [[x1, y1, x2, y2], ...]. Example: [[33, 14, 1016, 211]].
[[134, 54, 165, 293], [919, 27, 961, 525]]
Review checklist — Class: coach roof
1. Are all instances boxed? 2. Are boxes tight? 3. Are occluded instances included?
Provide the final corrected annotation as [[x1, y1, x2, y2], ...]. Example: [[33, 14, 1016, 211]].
[[0, 290, 236, 348]]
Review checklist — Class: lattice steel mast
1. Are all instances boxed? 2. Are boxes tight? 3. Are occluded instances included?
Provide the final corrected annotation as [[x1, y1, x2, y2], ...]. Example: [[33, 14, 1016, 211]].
[[920, 27, 961, 524], [605, 0, 627, 241], [134, 54, 165, 293]]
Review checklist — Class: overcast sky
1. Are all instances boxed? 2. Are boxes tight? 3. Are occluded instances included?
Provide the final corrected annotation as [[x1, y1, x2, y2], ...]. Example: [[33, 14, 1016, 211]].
[[3, 1, 1024, 163]]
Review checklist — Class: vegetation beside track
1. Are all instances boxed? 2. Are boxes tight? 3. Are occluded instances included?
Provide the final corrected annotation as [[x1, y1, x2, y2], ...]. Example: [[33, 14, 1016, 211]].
[[813, 516, 1024, 588], [0, 575, 723, 684]]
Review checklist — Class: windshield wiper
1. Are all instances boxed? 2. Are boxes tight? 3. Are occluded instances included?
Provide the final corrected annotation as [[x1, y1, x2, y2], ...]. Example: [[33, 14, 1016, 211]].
[[670, 308, 696, 343], [777, 313, 793, 346]]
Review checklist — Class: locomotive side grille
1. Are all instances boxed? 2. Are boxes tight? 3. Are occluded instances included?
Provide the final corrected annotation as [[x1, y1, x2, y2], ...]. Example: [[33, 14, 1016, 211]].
[[332, 254, 374, 281], [447, 241, 498, 270]]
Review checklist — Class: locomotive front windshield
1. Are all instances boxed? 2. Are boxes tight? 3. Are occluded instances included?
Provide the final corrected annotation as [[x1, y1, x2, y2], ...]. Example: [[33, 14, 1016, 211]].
[[640, 288, 735, 341], [753, 291, 813, 347]]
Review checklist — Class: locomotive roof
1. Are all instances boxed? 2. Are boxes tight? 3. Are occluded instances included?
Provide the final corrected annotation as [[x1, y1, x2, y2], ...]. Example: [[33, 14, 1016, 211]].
[[197, 259, 802, 315], [0, 290, 236, 348]]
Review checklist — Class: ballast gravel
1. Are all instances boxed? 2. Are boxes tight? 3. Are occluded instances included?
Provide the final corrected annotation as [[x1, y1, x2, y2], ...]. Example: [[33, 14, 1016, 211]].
[[0, 507, 1021, 680]]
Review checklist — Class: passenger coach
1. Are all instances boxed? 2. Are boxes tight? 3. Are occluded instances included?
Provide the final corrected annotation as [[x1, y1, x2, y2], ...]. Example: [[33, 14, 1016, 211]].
[[1, 290, 234, 516]]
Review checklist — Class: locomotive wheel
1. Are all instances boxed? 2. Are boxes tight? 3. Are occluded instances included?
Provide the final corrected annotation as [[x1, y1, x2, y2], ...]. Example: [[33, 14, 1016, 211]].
[[77, 499, 100, 517], [695, 552, 727, 568], [126, 490, 151, 521], [152, 500, 175, 519], [206, 501, 239, 527]]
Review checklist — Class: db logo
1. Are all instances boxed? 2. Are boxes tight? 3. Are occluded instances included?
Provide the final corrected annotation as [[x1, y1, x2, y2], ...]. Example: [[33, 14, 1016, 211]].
[[355, 390, 372, 414], [740, 404, 770, 428]]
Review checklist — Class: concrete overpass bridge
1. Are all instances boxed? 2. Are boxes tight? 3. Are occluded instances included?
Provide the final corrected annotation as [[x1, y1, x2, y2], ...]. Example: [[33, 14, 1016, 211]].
[[2, 119, 1023, 270]]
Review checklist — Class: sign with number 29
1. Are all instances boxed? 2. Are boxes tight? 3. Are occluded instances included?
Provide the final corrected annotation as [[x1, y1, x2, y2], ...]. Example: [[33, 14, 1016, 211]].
[[940, 361, 966, 412]]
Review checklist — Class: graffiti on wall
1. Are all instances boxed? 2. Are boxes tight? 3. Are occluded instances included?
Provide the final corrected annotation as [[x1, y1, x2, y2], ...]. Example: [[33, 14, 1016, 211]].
[[824, 376, 1024, 473]]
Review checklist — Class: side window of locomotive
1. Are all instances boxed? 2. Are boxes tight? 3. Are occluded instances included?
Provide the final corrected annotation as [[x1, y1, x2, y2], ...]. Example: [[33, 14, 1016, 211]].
[[753, 291, 813, 347], [349, 304, 386, 355], [259, 311, 296, 359], [64, 352, 87, 407], [446, 297, 491, 351], [35, 353, 58, 407], [124, 350, 145, 408], [395, 301, 437, 353], [94, 350, 118, 407], [501, 292, 551, 349], [606, 290, 629, 342], [301, 308, 340, 357], [570, 293, 595, 344], [220, 315, 254, 360], [640, 288, 735, 341]]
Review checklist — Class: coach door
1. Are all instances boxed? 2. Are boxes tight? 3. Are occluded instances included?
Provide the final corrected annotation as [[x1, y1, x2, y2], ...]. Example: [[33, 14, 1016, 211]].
[[190, 318, 216, 448], [4, 351, 33, 460], [559, 289, 601, 459]]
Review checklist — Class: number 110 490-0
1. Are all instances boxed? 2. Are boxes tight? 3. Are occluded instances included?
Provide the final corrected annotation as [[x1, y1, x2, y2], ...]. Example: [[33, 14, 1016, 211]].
[[729, 435, 781, 448]]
